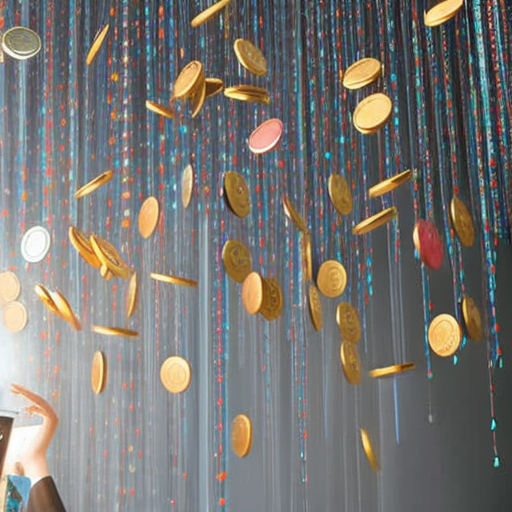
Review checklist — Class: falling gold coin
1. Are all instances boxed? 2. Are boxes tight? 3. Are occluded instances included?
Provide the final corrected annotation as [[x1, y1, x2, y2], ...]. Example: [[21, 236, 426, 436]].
[[160, 356, 192, 394], [233, 39, 267, 76], [353, 207, 397, 235], [353, 93, 392, 134], [205, 78, 224, 98], [34, 284, 61, 317], [317, 260, 347, 298], [222, 240, 252, 283], [308, 284, 323, 331], [242, 271, 265, 315], [340, 340, 361, 385], [282, 194, 308, 233], [145, 100, 174, 119], [462, 296, 483, 341], [450, 196, 474, 247], [190, 0, 232, 27], [91, 351, 107, 394], [0, 271, 21, 303], [86, 24, 109, 65], [360, 428, 379, 471], [3, 301, 28, 333], [173, 61, 204, 98], [336, 302, 361, 344], [224, 171, 251, 218], [428, 313, 461, 357], [52, 290, 82, 331], [424, 0, 464, 27], [190, 78, 206, 118], [328, 174, 353, 215], [368, 362, 416, 379], [303, 233, 313, 281], [126, 272, 138, 319], [181, 164, 194, 209], [92, 325, 139, 337], [343, 57, 382, 90], [231, 413, 252, 458], [68, 226, 101, 268], [74, 170, 113, 199], [150, 272, 198, 287], [259, 277, 283, 321], [138, 196, 160, 239], [369, 169, 412, 197], [223, 85, 271, 105], [89, 235, 131, 279]]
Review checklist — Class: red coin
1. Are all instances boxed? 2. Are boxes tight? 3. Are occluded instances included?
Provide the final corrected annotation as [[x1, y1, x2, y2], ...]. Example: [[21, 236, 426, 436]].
[[415, 219, 443, 270], [248, 118, 283, 154]]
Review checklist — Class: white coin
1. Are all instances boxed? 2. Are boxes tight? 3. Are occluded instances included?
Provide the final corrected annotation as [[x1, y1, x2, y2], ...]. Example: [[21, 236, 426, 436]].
[[21, 226, 51, 263], [2, 27, 41, 60]]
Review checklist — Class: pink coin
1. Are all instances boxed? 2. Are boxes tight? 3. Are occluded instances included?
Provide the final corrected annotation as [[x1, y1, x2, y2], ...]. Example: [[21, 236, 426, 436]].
[[416, 219, 443, 270], [248, 118, 283, 154]]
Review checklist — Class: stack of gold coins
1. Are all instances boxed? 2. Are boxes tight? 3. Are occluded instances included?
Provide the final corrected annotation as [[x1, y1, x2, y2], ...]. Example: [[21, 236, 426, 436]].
[[0, 271, 28, 333], [173, 61, 207, 118]]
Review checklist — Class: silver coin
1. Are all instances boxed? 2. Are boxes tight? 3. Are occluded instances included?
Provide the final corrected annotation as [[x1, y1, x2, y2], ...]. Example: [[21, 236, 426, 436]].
[[2, 27, 41, 60], [21, 226, 51, 263]]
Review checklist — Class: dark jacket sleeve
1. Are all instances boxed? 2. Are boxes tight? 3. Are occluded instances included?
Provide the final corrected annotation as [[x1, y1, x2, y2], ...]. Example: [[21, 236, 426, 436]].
[[27, 476, 66, 512]]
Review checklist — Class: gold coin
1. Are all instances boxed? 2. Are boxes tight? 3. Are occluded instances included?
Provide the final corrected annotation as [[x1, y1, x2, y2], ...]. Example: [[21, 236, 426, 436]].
[[308, 284, 323, 331], [86, 24, 109, 65], [450, 196, 474, 247], [138, 196, 160, 239], [353, 207, 397, 235], [190, 78, 206, 118], [100, 264, 113, 281], [360, 428, 379, 471], [0, 271, 21, 303], [68, 226, 101, 268], [34, 284, 60, 316], [369, 169, 412, 197], [92, 325, 139, 337], [181, 164, 194, 209], [303, 233, 313, 281], [224, 171, 251, 218], [340, 340, 361, 385], [233, 39, 267, 76], [424, 0, 464, 27], [89, 235, 131, 279], [316, 260, 347, 298], [160, 356, 192, 394], [204, 77, 224, 98], [145, 100, 174, 119], [51, 290, 82, 331], [222, 240, 252, 283], [328, 174, 353, 215], [3, 301, 28, 333], [336, 302, 361, 344], [223, 85, 270, 105], [260, 277, 283, 321], [368, 362, 416, 379], [74, 170, 113, 199], [173, 61, 203, 98], [282, 194, 308, 232], [428, 313, 461, 357], [343, 57, 382, 90], [353, 93, 392, 134], [150, 272, 198, 287], [126, 272, 138, 319], [462, 296, 483, 341], [241, 271, 264, 315], [231, 413, 252, 458], [191, 0, 232, 27], [91, 351, 107, 394]]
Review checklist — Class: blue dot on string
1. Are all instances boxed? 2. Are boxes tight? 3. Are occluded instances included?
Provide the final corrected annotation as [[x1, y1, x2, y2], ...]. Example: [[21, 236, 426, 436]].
[[490, 417, 497, 431], [324, 152, 331, 160], [493, 456, 500, 468]]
